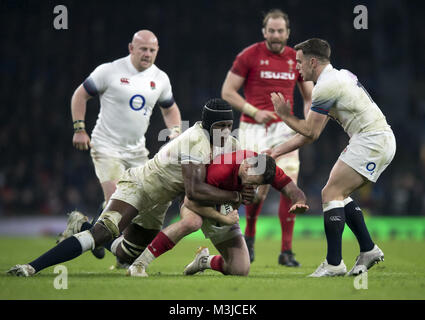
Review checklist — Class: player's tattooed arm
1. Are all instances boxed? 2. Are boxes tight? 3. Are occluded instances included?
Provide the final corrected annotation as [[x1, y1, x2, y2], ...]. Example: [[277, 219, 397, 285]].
[[280, 181, 309, 214], [182, 163, 241, 206]]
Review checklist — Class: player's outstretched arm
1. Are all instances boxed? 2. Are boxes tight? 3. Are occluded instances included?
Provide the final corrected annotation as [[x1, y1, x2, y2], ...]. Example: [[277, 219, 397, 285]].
[[183, 197, 239, 226], [280, 181, 309, 214]]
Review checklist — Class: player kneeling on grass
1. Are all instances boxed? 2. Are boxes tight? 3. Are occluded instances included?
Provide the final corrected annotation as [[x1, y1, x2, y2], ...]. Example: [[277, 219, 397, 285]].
[[127, 150, 309, 277]]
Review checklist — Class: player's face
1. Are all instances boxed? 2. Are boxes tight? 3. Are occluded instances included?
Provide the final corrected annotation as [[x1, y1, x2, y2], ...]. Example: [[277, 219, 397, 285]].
[[210, 121, 233, 147], [296, 50, 313, 81], [129, 41, 159, 71], [240, 162, 264, 186], [263, 17, 290, 54]]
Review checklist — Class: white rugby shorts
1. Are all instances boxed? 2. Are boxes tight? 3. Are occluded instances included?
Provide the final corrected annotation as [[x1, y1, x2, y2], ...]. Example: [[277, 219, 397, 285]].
[[201, 219, 242, 245], [110, 169, 171, 230], [339, 130, 396, 183], [90, 146, 149, 183], [238, 121, 300, 177]]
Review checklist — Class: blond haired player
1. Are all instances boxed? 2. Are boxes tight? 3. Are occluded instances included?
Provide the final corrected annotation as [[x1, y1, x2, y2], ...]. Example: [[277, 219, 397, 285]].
[[59, 30, 182, 258], [268, 38, 396, 277], [8, 99, 257, 277], [221, 9, 313, 266]]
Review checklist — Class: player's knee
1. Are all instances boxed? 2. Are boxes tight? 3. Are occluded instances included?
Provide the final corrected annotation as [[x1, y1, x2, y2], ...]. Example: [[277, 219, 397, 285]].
[[180, 216, 202, 234], [115, 237, 147, 264], [90, 222, 114, 247], [227, 263, 250, 276], [115, 241, 137, 265]]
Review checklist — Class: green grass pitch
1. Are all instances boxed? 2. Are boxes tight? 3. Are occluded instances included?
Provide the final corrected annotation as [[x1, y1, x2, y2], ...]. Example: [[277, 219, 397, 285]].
[[1, 236, 424, 300]]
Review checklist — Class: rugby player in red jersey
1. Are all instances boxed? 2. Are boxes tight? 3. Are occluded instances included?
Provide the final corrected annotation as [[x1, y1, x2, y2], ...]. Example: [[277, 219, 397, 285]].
[[127, 150, 309, 277], [221, 9, 314, 266]]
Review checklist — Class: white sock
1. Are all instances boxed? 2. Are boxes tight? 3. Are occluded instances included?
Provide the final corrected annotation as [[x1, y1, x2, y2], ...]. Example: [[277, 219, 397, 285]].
[[133, 248, 155, 268], [74, 230, 95, 252]]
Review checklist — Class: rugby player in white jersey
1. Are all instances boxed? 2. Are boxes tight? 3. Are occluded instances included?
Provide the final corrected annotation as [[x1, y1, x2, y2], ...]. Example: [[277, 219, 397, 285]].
[[59, 30, 182, 258], [7, 99, 257, 277], [267, 38, 396, 277]]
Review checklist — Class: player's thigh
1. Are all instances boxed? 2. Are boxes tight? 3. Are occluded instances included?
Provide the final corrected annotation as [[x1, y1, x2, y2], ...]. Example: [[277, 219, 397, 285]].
[[275, 150, 300, 184], [322, 159, 368, 202], [214, 235, 250, 276], [91, 148, 126, 183], [101, 180, 119, 203], [238, 122, 266, 152]]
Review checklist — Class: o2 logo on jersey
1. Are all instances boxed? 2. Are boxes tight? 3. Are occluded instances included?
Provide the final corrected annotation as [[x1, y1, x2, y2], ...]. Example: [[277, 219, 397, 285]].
[[366, 162, 376, 174], [129, 94, 147, 114]]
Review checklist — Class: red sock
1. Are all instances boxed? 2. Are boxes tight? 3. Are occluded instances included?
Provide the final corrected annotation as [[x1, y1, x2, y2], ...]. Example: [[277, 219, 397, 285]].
[[210, 255, 224, 274], [279, 194, 296, 252], [244, 201, 264, 237], [147, 231, 175, 258]]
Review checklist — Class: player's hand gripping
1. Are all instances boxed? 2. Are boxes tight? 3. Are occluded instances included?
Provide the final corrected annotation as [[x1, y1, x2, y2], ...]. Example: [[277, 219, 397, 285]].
[[220, 209, 239, 226], [289, 203, 309, 214], [240, 185, 256, 205], [270, 92, 291, 119], [72, 131, 91, 151]]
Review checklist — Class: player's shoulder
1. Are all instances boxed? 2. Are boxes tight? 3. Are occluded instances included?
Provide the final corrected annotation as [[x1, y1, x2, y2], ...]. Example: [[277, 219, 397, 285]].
[[284, 45, 297, 56], [147, 64, 171, 82], [236, 41, 263, 58]]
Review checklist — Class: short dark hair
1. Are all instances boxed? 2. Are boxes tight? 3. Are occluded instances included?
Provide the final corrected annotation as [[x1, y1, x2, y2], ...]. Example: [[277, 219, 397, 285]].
[[262, 9, 290, 29], [248, 154, 276, 185], [294, 38, 331, 62]]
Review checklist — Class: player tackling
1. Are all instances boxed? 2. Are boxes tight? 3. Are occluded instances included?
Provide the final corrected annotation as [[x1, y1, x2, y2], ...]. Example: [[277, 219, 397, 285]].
[[126, 151, 309, 277], [268, 38, 396, 277]]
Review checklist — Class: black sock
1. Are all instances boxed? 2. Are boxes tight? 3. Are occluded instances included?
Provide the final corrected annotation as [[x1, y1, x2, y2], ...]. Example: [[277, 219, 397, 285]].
[[81, 222, 93, 231], [29, 236, 83, 273], [323, 204, 345, 266], [344, 198, 374, 252]]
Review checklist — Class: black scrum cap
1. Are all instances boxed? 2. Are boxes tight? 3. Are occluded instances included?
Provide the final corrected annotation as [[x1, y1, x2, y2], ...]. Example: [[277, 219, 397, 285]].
[[202, 98, 233, 135]]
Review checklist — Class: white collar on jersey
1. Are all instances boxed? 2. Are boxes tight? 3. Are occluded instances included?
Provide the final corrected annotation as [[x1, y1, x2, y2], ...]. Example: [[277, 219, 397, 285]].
[[316, 63, 333, 84], [125, 54, 154, 74]]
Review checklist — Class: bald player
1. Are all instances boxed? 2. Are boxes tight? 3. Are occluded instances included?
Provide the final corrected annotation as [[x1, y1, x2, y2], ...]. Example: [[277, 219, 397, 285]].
[[59, 30, 182, 258]]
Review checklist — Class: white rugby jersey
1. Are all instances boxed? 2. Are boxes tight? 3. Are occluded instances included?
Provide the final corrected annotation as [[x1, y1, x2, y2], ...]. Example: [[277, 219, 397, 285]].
[[128, 122, 240, 202], [83, 55, 175, 153], [310, 64, 390, 137]]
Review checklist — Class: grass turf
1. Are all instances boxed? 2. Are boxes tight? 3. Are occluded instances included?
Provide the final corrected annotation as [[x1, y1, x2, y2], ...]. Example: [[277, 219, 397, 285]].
[[1, 236, 424, 300]]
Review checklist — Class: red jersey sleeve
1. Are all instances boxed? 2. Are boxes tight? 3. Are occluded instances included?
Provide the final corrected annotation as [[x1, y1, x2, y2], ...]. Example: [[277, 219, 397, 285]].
[[271, 166, 292, 191], [230, 47, 252, 78]]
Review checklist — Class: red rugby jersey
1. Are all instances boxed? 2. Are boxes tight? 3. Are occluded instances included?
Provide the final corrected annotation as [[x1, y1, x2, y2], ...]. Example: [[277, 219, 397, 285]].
[[230, 42, 303, 125], [206, 150, 292, 192]]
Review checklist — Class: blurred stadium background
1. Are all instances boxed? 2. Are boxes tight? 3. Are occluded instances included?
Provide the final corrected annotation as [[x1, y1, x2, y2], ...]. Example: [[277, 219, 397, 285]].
[[0, 0, 424, 239]]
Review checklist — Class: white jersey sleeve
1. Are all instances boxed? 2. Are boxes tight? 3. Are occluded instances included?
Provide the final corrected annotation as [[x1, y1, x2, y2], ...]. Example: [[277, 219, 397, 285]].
[[83, 63, 112, 96], [310, 65, 390, 137], [157, 74, 175, 108]]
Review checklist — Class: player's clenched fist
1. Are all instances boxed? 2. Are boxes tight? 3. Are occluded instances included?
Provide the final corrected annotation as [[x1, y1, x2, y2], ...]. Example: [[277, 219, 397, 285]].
[[72, 131, 91, 151]]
